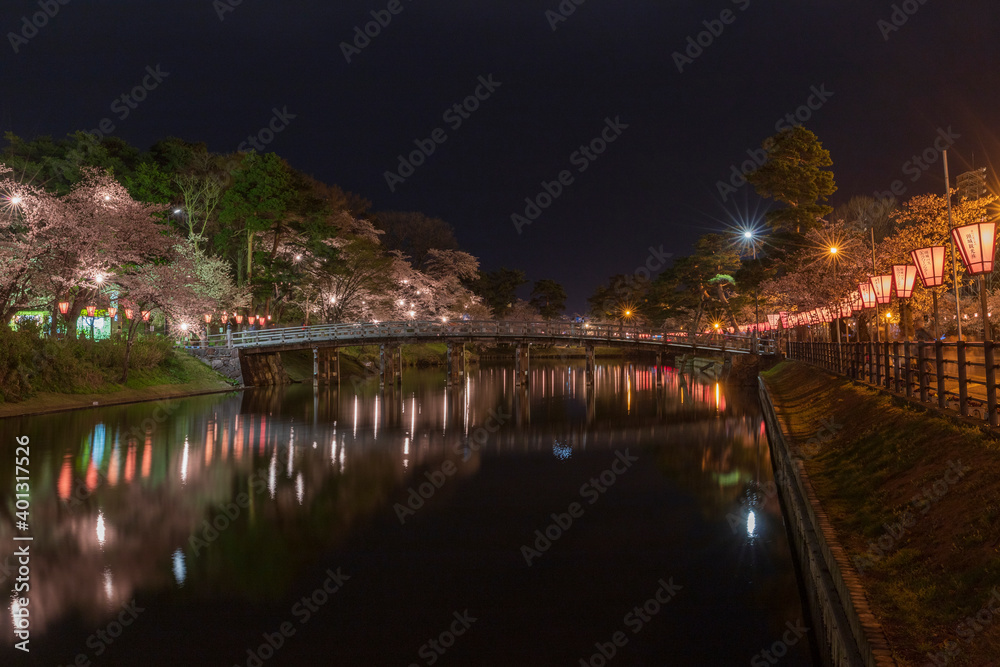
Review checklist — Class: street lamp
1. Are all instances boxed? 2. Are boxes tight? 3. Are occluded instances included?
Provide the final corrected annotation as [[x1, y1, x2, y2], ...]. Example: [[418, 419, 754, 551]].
[[952, 221, 998, 340]]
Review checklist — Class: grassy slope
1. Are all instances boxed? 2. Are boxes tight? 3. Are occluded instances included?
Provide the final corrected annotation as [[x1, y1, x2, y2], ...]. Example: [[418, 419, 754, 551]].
[[762, 361, 1000, 666], [0, 350, 234, 418]]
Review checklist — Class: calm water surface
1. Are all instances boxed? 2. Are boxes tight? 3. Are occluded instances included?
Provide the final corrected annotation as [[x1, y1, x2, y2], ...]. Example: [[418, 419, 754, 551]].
[[0, 361, 815, 666]]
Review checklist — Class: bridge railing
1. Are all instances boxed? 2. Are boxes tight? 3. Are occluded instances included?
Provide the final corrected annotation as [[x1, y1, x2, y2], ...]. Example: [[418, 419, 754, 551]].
[[201, 320, 776, 354]]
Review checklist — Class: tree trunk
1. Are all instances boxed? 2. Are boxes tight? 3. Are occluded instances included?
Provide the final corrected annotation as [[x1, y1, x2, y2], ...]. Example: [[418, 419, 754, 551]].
[[120, 321, 137, 384], [247, 232, 254, 284]]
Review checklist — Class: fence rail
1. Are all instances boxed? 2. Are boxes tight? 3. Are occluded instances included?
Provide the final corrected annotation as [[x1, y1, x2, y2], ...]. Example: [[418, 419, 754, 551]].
[[788, 340, 1000, 426], [199, 320, 777, 355]]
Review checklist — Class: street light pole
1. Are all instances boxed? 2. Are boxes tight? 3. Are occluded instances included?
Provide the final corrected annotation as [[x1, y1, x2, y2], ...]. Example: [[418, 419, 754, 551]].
[[944, 150, 963, 340]]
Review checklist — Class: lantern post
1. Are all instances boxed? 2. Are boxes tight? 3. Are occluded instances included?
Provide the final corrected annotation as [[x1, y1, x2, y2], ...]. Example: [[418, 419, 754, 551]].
[[911, 246, 946, 340], [891, 265, 917, 338], [943, 151, 964, 340]]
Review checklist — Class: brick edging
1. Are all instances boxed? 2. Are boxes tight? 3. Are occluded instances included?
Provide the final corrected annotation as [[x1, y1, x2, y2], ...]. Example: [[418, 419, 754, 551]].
[[759, 377, 898, 667]]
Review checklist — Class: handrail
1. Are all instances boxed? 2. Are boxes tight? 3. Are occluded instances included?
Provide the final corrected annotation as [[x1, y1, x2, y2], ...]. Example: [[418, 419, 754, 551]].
[[199, 320, 776, 355]]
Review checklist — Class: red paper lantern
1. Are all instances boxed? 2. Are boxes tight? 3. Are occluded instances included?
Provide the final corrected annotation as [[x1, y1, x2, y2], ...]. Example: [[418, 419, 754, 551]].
[[141, 311, 151, 322], [859, 282, 876, 309], [892, 264, 917, 299], [204, 313, 212, 324], [779, 311, 789, 328], [86, 305, 96, 317], [951, 222, 997, 275], [221, 313, 228, 324], [870, 275, 893, 305], [58, 301, 69, 315], [235, 314, 243, 324], [125, 308, 134, 320], [107, 306, 117, 318], [910, 246, 946, 287]]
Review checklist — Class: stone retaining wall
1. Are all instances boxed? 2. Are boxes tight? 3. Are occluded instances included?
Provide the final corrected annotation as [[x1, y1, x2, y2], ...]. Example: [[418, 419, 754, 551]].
[[188, 347, 243, 385]]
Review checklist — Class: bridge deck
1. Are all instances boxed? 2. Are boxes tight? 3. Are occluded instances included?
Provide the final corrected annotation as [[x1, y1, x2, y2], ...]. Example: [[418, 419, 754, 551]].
[[202, 321, 776, 356]]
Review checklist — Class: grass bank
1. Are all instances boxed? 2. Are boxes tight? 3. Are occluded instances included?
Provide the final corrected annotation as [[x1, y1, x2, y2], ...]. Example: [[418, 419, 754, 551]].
[[0, 348, 233, 419], [762, 360, 1000, 666]]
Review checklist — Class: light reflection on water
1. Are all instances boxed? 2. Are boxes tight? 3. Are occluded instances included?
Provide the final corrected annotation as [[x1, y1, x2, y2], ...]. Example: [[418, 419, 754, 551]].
[[0, 360, 812, 665]]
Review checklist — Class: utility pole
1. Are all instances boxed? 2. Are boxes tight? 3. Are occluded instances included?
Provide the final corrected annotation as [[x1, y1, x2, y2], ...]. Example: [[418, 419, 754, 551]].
[[944, 150, 962, 340]]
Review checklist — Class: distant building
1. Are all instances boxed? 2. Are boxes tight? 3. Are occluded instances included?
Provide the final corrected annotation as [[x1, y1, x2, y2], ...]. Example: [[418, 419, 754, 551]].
[[956, 167, 988, 201]]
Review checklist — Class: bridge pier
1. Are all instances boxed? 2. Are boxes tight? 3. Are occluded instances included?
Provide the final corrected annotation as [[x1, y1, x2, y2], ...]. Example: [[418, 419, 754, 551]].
[[515, 344, 530, 386], [238, 351, 290, 387], [585, 344, 595, 386], [313, 347, 339, 386], [380, 344, 402, 388], [447, 342, 466, 386]]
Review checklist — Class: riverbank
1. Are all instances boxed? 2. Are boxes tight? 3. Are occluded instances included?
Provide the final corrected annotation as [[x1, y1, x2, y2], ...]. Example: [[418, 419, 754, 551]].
[[761, 360, 1000, 666], [0, 350, 235, 419]]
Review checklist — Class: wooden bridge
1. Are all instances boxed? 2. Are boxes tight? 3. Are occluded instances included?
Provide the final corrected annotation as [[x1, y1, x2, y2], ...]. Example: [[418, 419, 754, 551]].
[[196, 320, 777, 387]]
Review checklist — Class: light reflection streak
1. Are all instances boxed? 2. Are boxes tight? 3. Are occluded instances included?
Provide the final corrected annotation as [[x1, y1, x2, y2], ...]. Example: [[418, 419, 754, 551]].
[[296, 472, 304, 504], [180, 436, 190, 484], [103, 567, 113, 601], [287, 427, 294, 478], [108, 445, 120, 486], [268, 451, 277, 498], [96, 511, 106, 547], [141, 439, 152, 478], [172, 549, 186, 587]]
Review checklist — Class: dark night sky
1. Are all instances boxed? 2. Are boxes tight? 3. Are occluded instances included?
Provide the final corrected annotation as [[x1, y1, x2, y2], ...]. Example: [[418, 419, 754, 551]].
[[2, 0, 999, 311]]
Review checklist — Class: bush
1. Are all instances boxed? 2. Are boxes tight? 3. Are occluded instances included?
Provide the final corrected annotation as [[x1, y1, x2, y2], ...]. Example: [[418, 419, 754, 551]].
[[0, 326, 180, 402]]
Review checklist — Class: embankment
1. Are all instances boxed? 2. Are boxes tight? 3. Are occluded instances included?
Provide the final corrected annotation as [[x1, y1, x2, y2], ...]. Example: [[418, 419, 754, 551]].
[[760, 360, 1000, 666]]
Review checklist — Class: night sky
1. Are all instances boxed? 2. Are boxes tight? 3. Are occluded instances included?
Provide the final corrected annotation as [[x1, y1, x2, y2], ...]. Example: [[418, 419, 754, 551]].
[[2, 0, 999, 311]]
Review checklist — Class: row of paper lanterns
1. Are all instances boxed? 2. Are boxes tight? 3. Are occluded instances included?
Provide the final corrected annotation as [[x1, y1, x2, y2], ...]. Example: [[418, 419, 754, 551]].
[[745, 221, 996, 331]]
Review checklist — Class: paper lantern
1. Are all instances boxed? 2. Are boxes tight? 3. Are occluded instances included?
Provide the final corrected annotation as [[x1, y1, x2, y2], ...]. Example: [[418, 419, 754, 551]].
[[870, 275, 893, 305], [892, 264, 918, 298], [951, 222, 997, 275], [910, 246, 946, 287]]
